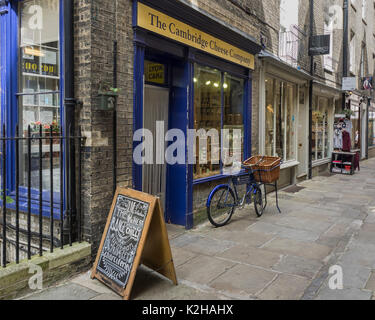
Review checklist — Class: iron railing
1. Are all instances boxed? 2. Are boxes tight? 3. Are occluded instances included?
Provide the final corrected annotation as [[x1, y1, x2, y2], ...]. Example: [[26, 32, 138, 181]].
[[0, 124, 85, 267], [279, 25, 309, 71]]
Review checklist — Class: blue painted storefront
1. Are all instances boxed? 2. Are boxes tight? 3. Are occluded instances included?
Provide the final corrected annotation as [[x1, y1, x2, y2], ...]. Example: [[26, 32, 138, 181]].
[[132, 0, 261, 229]]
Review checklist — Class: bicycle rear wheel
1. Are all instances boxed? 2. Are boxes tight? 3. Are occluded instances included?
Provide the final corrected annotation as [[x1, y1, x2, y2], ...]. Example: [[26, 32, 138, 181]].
[[207, 186, 236, 227], [254, 186, 265, 217]]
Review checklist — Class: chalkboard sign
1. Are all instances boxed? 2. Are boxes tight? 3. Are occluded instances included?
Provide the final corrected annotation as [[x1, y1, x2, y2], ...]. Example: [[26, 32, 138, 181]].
[[91, 188, 177, 300]]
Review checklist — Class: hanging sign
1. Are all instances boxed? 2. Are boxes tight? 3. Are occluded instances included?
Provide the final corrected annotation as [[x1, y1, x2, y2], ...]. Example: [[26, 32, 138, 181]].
[[137, 2, 255, 70], [361, 76, 374, 90], [91, 188, 177, 300], [342, 77, 357, 91], [309, 34, 330, 56]]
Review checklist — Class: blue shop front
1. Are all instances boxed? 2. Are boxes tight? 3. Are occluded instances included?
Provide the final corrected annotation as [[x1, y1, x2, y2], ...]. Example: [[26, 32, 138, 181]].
[[132, 0, 261, 229]]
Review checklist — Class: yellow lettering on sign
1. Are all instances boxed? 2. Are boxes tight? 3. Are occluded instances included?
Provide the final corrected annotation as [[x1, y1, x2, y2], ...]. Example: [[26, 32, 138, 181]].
[[137, 3, 254, 70]]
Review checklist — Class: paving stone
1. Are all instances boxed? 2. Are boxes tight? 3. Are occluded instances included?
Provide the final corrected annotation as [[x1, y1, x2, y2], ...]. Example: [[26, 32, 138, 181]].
[[338, 263, 372, 289], [248, 222, 320, 242], [90, 293, 122, 300], [204, 229, 275, 248], [166, 224, 186, 240], [217, 245, 282, 269], [272, 215, 333, 233], [23, 283, 100, 300], [170, 247, 197, 267], [272, 255, 323, 280], [209, 264, 277, 297], [263, 238, 332, 261], [178, 235, 236, 256], [258, 274, 310, 300], [340, 242, 375, 268], [315, 286, 372, 300], [365, 272, 375, 291], [70, 271, 115, 295], [176, 255, 236, 285]]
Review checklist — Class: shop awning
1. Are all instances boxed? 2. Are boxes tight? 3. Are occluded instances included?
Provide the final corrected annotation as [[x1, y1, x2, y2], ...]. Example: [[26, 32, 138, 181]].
[[259, 50, 313, 81]]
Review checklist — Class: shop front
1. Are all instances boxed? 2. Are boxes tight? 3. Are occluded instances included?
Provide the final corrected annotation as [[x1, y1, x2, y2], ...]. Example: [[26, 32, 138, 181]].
[[311, 83, 341, 175], [259, 53, 312, 187], [132, 0, 261, 228], [368, 101, 375, 158]]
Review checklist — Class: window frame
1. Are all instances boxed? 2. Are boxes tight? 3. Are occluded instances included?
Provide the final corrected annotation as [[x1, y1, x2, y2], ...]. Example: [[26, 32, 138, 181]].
[[264, 74, 298, 164], [193, 62, 251, 184], [0, 0, 65, 213]]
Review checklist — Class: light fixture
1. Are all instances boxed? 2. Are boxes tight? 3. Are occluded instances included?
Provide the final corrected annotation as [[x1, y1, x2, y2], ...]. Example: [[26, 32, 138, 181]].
[[193, 78, 197, 83], [223, 83, 228, 89], [214, 83, 219, 88], [205, 81, 211, 86]]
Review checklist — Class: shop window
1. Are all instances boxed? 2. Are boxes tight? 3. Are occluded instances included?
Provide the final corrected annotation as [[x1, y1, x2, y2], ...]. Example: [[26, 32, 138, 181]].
[[193, 65, 245, 180], [265, 77, 297, 162], [312, 97, 331, 161], [18, 0, 61, 192], [369, 104, 375, 147]]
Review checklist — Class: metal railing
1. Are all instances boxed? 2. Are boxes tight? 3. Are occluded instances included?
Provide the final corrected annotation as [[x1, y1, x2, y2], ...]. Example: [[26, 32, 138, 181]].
[[279, 26, 309, 71], [0, 124, 85, 267]]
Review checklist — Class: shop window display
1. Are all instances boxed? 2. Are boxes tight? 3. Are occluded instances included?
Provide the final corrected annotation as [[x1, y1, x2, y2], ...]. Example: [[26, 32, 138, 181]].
[[265, 76, 296, 162], [18, 0, 61, 192], [312, 96, 331, 161], [193, 65, 245, 180]]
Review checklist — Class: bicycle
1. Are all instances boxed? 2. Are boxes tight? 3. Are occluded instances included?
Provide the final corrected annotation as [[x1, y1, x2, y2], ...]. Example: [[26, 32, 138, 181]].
[[206, 159, 282, 227]]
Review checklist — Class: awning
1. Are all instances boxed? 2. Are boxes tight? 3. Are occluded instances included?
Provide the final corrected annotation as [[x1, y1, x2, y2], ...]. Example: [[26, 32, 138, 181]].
[[259, 50, 313, 81]]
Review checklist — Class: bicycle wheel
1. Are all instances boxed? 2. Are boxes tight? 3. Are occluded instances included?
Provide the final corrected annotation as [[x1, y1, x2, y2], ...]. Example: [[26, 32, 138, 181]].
[[207, 186, 236, 227], [254, 186, 265, 217]]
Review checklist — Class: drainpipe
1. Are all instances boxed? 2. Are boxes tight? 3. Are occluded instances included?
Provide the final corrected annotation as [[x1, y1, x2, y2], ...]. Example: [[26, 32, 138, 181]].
[[63, 0, 77, 243], [342, 0, 349, 111], [308, 0, 314, 179]]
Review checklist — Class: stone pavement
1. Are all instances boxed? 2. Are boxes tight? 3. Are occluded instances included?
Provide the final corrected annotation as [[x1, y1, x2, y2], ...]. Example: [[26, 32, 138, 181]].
[[19, 158, 375, 300]]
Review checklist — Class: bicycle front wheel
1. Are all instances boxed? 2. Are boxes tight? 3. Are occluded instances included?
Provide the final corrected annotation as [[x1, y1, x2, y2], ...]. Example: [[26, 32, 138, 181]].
[[207, 186, 236, 227], [254, 186, 265, 217]]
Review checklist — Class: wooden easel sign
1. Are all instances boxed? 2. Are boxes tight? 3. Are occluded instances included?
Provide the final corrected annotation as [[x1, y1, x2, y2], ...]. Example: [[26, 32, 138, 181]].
[[91, 188, 178, 300]]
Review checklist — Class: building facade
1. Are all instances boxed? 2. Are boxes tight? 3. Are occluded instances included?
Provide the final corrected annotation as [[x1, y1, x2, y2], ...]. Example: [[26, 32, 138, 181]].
[[0, 0, 374, 259]]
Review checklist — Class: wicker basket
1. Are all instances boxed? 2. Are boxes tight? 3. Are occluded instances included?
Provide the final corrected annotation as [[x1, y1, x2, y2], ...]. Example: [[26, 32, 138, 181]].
[[243, 156, 281, 183]]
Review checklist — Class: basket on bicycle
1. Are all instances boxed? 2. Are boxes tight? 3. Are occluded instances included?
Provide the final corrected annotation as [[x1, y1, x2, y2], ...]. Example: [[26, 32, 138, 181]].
[[243, 156, 281, 183]]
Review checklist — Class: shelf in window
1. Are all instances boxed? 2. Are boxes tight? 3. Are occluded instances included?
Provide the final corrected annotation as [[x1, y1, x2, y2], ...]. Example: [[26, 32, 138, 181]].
[[23, 104, 60, 108], [23, 73, 60, 80]]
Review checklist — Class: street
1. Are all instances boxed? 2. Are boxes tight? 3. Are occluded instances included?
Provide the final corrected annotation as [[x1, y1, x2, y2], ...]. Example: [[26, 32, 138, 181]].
[[20, 158, 375, 300]]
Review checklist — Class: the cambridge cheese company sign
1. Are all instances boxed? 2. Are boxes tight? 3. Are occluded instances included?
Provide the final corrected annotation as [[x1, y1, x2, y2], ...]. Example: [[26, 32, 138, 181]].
[[137, 2, 255, 70]]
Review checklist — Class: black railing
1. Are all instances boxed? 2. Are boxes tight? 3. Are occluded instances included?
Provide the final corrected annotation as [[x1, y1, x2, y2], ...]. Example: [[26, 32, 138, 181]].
[[0, 124, 85, 267]]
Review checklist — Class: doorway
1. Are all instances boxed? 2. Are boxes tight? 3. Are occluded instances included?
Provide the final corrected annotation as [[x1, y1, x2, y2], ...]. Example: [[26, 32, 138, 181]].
[[297, 89, 308, 178], [142, 85, 169, 210], [361, 104, 367, 159]]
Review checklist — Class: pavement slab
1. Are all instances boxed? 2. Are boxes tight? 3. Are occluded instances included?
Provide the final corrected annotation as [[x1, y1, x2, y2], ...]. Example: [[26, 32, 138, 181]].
[[272, 255, 323, 280], [257, 274, 310, 300]]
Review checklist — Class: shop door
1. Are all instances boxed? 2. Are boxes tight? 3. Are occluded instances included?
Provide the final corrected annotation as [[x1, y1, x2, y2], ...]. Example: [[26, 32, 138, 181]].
[[143, 85, 169, 210], [297, 92, 308, 177]]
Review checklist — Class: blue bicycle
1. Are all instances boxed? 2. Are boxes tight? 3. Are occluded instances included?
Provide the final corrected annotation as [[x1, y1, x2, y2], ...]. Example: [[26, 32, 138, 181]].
[[206, 166, 266, 227]]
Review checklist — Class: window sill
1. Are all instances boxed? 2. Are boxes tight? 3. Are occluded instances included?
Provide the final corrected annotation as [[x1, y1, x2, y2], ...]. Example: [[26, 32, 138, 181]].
[[281, 160, 300, 170], [312, 158, 331, 167], [0, 187, 62, 219], [193, 170, 247, 185]]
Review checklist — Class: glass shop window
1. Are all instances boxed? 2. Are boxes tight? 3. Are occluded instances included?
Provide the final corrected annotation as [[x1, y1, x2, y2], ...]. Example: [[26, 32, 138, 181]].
[[193, 65, 245, 180], [265, 76, 297, 162], [18, 0, 61, 192], [312, 96, 331, 161]]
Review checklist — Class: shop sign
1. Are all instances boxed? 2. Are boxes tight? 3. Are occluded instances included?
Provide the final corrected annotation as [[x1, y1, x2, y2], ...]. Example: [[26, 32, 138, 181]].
[[23, 61, 57, 77], [145, 61, 165, 85], [361, 76, 374, 90], [342, 77, 357, 91], [91, 188, 177, 300], [137, 3, 255, 70], [309, 35, 330, 56]]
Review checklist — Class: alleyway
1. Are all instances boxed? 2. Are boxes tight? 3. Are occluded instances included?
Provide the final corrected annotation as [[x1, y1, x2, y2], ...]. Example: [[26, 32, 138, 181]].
[[20, 158, 375, 300]]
